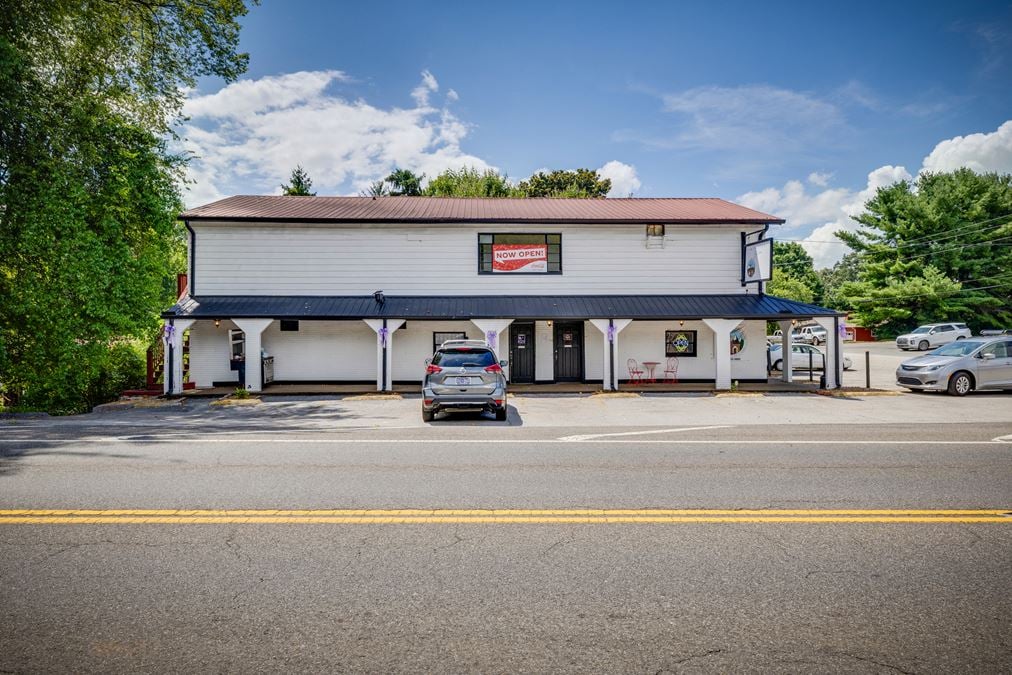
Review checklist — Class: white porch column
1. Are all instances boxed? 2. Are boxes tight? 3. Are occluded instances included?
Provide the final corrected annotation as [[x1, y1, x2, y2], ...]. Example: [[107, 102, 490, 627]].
[[777, 320, 795, 383], [814, 316, 842, 389], [703, 318, 743, 390], [364, 319, 406, 391], [162, 318, 195, 395], [231, 318, 273, 392], [470, 319, 514, 378], [589, 319, 632, 390]]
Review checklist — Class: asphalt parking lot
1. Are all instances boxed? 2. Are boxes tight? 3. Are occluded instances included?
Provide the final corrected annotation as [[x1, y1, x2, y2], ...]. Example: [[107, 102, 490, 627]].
[[842, 340, 909, 390]]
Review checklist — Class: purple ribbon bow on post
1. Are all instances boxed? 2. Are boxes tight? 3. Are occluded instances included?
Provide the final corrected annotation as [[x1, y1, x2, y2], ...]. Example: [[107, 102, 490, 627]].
[[485, 330, 497, 348], [378, 327, 390, 348], [164, 325, 176, 342], [606, 324, 617, 343]]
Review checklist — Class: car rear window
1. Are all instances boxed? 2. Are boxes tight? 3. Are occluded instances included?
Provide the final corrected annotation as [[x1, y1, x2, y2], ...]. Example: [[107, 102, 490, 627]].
[[432, 349, 495, 367]]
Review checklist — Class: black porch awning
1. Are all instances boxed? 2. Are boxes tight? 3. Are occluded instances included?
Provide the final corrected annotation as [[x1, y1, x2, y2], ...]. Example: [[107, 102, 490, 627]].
[[163, 294, 841, 321]]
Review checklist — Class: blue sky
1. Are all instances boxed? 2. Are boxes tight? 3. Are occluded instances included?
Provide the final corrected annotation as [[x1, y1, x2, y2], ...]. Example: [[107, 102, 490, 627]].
[[180, 0, 1012, 266]]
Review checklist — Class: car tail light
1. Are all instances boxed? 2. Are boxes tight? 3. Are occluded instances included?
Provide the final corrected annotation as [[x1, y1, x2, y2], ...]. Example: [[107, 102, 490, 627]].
[[426, 364, 442, 374], [494, 399, 503, 406], [424, 399, 434, 405], [484, 363, 502, 373]]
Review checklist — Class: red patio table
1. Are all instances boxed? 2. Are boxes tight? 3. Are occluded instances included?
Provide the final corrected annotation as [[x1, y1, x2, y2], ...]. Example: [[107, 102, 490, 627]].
[[641, 361, 660, 383]]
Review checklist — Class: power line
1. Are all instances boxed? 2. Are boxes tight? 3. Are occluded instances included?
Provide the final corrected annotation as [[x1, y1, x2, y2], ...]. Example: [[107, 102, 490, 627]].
[[892, 212, 1012, 246], [846, 270, 1012, 304]]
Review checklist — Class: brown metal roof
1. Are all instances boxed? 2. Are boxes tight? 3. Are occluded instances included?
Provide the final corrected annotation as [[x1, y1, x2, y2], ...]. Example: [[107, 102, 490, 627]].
[[180, 196, 784, 224]]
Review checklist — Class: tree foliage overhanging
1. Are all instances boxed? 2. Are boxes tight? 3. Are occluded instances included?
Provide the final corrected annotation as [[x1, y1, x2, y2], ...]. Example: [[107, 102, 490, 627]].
[[0, 0, 254, 413], [362, 166, 613, 199], [836, 169, 1012, 336]]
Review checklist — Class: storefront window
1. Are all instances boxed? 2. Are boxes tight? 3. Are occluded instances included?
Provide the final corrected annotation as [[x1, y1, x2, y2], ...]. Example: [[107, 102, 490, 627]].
[[433, 331, 468, 353], [478, 234, 562, 274], [665, 330, 697, 357]]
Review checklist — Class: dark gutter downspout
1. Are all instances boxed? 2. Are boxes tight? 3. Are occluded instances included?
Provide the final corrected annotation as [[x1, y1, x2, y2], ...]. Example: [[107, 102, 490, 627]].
[[381, 318, 388, 392], [184, 221, 196, 296], [166, 318, 175, 394], [608, 319, 615, 390], [740, 232, 747, 288]]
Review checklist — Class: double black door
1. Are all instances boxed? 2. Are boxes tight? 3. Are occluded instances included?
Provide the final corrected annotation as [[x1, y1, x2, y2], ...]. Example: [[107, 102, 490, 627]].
[[509, 322, 535, 384], [553, 321, 584, 382]]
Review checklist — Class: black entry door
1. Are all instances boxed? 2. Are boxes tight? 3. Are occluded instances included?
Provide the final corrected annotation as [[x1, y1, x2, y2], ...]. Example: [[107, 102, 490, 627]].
[[509, 322, 535, 384], [553, 322, 584, 382]]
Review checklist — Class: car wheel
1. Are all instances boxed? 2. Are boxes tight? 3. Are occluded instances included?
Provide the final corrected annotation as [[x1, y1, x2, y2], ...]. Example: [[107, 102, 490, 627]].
[[422, 408, 434, 422], [918, 340, 929, 351], [495, 406, 507, 422], [947, 371, 973, 396], [772, 360, 782, 372]]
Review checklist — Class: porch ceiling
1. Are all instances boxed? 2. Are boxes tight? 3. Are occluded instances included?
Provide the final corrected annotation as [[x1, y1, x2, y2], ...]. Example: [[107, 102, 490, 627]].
[[164, 294, 842, 321]]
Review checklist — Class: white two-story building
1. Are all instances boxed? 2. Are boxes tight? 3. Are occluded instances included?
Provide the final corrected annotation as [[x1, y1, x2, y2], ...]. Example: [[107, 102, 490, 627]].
[[162, 196, 843, 393]]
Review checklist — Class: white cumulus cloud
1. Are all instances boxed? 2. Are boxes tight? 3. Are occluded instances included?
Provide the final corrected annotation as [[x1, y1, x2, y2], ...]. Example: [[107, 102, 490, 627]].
[[920, 120, 1012, 175], [178, 70, 493, 205], [597, 160, 641, 197], [411, 69, 439, 108], [738, 165, 912, 269], [738, 119, 1012, 269]]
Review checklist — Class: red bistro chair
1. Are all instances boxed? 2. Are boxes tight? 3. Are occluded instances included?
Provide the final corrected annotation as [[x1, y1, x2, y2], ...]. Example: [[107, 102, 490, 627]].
[[627, 358, 644, 383], [663, 357, 679, 384]]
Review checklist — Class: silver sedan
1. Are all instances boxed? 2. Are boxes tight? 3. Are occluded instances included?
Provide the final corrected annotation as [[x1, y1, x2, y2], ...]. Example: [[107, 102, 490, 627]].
[[769, 343, 852, 371], [895, 337, 1012, 395]]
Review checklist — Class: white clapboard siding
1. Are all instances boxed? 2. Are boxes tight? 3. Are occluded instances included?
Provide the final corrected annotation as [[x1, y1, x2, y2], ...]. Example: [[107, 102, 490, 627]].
[[188, 320, 236, 387], [191, 222, 752, 296]]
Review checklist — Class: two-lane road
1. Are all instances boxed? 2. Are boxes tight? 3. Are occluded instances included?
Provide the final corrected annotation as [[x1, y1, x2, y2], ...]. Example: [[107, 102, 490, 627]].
[[2, 419, 1011, 672]]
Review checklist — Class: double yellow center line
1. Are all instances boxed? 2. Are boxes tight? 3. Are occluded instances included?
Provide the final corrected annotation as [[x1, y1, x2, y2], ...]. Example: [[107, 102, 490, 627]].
[[1, 509, 1010, 524]]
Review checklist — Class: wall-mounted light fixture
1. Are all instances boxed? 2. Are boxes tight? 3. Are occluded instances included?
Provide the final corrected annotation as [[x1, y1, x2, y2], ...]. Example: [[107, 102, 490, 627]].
[[679, 320, 685, 327], [214, 319, 221, 328], [546, 320, 553, 327], [791, 319, 797, 326]]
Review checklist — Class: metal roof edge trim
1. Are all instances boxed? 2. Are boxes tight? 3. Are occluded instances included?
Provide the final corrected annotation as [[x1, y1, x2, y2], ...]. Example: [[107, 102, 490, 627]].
[[178, 216, 785, 225]]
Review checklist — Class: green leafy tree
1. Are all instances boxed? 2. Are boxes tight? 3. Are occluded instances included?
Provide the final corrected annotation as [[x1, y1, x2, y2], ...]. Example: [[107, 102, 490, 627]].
[[772, 241, 823, 303], [766, 268, 815, 304], [837, 169, 1012, 336], [817, 252, 862, 310], [281, 165, 316, 196], [424, 167, 522, 197], [385, 168, 424, 196], [839, 266, 987, 335], [0, 0, 254, 413], [517, 169, 611, 198], [361, 180, 390, 197]]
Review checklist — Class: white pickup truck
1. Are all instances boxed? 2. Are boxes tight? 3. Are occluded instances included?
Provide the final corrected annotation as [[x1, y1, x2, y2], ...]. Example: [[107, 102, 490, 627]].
[[895, 323, 972, 351], [795, 325, 828, 345]]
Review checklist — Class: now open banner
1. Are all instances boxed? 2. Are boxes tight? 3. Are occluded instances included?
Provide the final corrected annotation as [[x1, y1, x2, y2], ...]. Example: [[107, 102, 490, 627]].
[[492, 244, 548, 273]]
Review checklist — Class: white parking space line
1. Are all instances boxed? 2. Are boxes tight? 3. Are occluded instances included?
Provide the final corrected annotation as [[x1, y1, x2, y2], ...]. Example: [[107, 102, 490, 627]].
[[0, 438, 1006, 445], [557, 426, 732, 442]]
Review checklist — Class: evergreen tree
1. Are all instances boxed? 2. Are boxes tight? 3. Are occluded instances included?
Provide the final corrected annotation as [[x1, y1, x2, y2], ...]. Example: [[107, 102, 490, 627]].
[[281, 165, 316, 196], [837, 169, 1012, 336]]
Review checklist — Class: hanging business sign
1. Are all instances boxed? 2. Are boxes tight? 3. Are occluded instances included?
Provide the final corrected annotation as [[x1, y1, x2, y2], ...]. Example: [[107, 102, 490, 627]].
[[492, 244, 548, 273], [741, 238, 773, 284]]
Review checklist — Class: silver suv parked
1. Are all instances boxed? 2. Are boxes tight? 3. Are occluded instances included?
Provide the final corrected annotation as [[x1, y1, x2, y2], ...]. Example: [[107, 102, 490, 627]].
[[895, 323, 971, 351], [895, 337, 1012, 395], [422, 340, 508, 422]]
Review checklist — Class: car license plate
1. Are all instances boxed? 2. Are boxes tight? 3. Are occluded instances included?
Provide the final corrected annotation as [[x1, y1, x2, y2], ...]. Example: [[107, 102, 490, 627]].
[[454, 376, 473, 385]]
